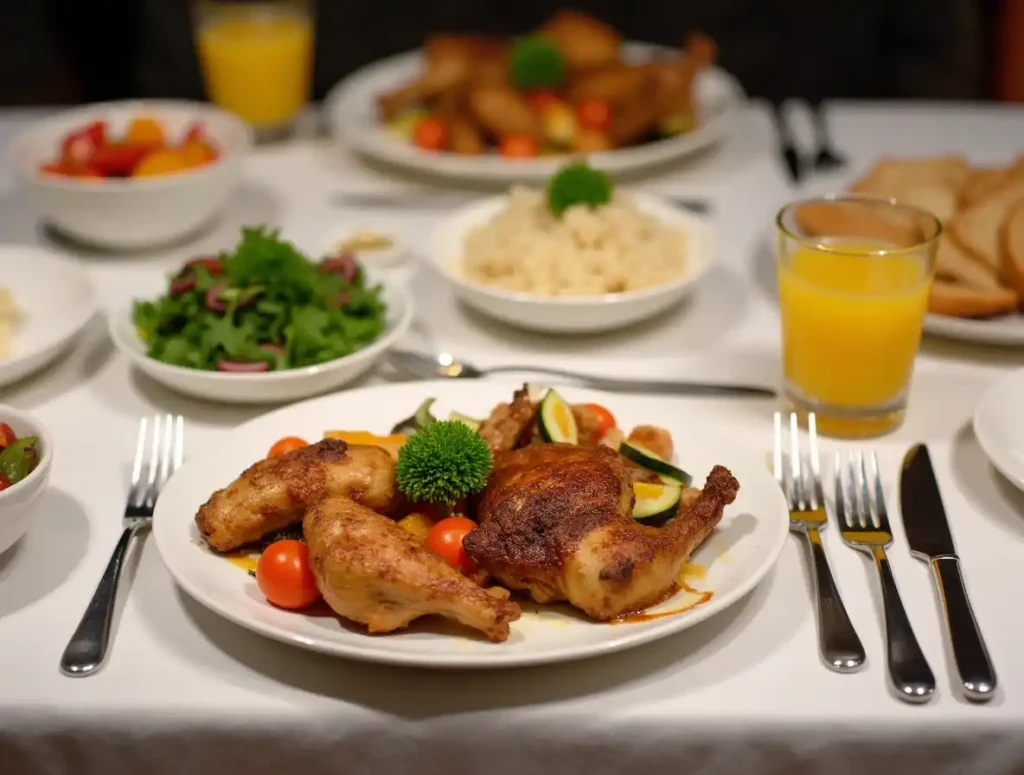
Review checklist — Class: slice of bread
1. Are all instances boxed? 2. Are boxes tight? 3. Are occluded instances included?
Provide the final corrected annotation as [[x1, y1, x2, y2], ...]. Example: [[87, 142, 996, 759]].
[[928, 279, 1017, 318], [960, 167, 1012, 208], [999, 198, 1024, 299], [950, 175, 1024, 272], [853, 156, 969, 194], [935, 235, 1003, 290]]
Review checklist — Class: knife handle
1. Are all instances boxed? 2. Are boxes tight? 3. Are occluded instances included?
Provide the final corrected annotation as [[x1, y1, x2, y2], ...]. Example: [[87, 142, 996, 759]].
[[931, 556, 997, 701], [805, 527, 866, 672]]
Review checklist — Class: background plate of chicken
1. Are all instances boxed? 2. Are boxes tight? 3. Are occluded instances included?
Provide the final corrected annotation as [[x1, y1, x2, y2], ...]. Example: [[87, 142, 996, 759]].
[[153, 380, 788, 668], [323, 11, 744, 182]]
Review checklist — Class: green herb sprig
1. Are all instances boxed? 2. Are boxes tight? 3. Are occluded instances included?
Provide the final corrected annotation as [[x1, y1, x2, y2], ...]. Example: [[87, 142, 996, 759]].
[[547, 162, 614, 216]]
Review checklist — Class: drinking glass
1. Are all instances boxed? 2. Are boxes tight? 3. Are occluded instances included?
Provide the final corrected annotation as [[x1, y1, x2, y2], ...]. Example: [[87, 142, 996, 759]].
[[193, 0, 314, 141], [775, 195, 941, 438]]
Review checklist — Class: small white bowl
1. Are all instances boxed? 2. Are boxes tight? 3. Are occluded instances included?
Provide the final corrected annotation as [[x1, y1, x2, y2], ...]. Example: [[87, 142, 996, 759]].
[[0, 405, 53, 554], [0, 245, 98, 389], [108, 282, 413, 404], [430, 191, 716, 334], [8, 100, 253, 250]]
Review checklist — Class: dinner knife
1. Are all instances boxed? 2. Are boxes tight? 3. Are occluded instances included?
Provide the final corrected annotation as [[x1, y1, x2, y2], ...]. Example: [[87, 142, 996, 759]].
[[899, 444, 998, 702], [770, 101, 803, 185]]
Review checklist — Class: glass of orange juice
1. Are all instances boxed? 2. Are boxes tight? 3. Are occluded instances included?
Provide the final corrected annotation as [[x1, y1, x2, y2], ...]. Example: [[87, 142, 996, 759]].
[[193, 0, 314, 140], [775, 195, 941, 438]]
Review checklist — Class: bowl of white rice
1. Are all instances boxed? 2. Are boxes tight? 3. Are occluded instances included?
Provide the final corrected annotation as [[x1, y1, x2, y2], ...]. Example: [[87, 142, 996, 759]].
[[430, 186, 715, 333]]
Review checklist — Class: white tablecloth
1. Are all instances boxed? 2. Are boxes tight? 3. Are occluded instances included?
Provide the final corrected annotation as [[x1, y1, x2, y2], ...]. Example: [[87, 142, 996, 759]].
[[2, 102, 1024, 775]]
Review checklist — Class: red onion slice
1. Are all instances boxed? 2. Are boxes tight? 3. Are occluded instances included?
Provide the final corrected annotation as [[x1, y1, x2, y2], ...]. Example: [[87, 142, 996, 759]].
[[182, 256, 224, 276], [170, 276, 196, 295], [321, 254, 359, 283], [216, 360, 270, 373], [205, 283, 228, 313]]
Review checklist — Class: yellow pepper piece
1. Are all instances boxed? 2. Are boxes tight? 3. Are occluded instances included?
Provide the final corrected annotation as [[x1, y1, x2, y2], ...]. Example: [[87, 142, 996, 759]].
[[397, 512, 435, 542], [323, 431, 408, 459]]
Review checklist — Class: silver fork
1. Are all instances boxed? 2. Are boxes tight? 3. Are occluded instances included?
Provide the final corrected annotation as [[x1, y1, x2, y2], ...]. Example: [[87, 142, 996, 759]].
[[834, 451, 936, 703], [774, 411, 866, 672], [60, 415, 184, 677]]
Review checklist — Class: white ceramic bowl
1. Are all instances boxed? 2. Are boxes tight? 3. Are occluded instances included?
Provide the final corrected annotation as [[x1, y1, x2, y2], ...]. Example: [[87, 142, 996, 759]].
[[0, 405, 53, 555], [8, 100, 253, 250], [109, 282, 413, 404], [0, 245, 98, 389], [430, 191, 716, 334]]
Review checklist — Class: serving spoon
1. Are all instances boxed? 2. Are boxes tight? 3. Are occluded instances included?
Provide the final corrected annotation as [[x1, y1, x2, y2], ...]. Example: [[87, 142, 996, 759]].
[[386, 349, 777, 399]]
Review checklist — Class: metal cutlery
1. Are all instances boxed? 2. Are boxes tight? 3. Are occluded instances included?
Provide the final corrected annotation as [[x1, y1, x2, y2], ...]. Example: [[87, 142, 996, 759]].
[[809, 100, 846, 172], [331, 190, 713, 215], [770, 101, 803, 185], [387, 349, 777, 399], [834, 451, 935, 703], [773, 411, 865, 671], [60, 415, 184, 677], [900, 444, 997, 702]]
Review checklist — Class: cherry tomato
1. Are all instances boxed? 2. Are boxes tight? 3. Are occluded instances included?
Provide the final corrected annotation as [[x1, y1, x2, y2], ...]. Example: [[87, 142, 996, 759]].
[[576, 99, 612, 131], [61, 132, 100, 168], [527, 90, 561, 113], [89, 143, 150, 177], [182, 122, 206, 144], [412, 117, 447, 151], [268, 436, 308, 458], [255, 540, 321, 609], [0, 472, 10, 492], [425, 516, 477, 574], [583, 403, 616, 437], [499, 135, 539, 159], [82, 120, 107, 146], [0, 423, 14, 449]]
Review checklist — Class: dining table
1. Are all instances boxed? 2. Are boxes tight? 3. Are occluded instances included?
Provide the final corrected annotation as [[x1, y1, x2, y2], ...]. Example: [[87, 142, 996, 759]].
[[1, 100, 1024, 775]]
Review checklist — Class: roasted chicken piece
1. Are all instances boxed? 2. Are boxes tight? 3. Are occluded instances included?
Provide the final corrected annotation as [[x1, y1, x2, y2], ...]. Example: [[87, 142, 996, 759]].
[[464, 444, 738, 620], [567, 64, 656, 106], [434, 88, 485, 155], [539, 10, 622, 72], [468, 85, 541, 139], [304, 496, 521, 641], [378, 35, 507, 120], [195, 439, 397, 552], [477, 385, 537, 452]]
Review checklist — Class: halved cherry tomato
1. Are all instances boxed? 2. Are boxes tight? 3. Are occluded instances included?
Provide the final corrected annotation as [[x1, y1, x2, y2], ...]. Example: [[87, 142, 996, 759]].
[[89, 143, 150, 176], [425, 516, 477, 574], [40, 163, 67, 176], [268, 436, 308, 458], [125, 116, 166, 148], [0, 423, 15, 449], [412, 117, 447, 151], [0, 472, 10, 492], [583, 403, 616, 437], [255, 540, 321, 609], [527, 89, 561, 113], [182, 122, 206, 144], [61, 132, 100, 168], [577, 99, 611, 131], [499, 135, 539, 159]]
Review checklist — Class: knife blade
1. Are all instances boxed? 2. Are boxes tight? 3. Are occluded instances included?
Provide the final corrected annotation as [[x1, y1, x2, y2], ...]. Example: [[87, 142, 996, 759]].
[[770, 102, 803, 185], [899, 444, 998, 702]]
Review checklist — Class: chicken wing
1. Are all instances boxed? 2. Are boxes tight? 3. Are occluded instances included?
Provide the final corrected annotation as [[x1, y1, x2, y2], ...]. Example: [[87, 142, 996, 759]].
[[477, 385, 537, 452], [468, 85, 541, 139], [464, 444, 738, 619], [195, 439, 397, 552], [304, 496, 521, 641], [539, 10, 622, 72]]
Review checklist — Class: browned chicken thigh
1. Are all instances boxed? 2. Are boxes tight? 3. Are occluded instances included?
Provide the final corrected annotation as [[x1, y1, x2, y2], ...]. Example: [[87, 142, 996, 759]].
[[464, 444, 738, 620], [195, 439, 397, 552], [304, 496, 521, 641]]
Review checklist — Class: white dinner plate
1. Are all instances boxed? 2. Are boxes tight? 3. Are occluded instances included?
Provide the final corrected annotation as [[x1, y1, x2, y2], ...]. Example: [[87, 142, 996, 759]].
[[108, 280, 412, 405], [973, 368, 1024, 490], [924, 313, 1024, 347], [323, 44, 744, 183], [0, 245, 97, 388], [153, 380, 789, 669]]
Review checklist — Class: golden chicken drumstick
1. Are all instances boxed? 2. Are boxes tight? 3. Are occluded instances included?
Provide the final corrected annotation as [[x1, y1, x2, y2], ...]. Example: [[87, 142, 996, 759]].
[[304, 496, 521, 642], [464, 444, 738, 620], [195, 439, 397, 552]]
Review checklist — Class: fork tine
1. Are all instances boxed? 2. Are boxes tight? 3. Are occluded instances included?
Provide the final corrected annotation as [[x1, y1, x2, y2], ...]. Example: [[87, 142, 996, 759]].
[[833, 452, 849, 527], [159, 414, 173, 488], [789, 413, 804, 510], [857, 452, 875, 529], [807, 413, 825, 510], [128, 418, 148, 507], [773, 412, 784, 494], [845, 452, 862, 528], [870, 451, 888, 529]]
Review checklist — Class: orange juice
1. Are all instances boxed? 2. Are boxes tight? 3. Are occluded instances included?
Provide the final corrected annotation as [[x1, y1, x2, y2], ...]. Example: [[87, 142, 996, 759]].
[[197, 6, 312, 130], [778, 242, 931, 433]]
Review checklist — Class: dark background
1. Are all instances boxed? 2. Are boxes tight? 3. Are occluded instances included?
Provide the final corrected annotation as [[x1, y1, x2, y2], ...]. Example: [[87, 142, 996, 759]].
[[0, 0, 1002, 107]]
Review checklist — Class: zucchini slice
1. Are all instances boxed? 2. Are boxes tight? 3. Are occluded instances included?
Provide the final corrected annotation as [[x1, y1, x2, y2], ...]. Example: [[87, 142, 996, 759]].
[[538, 389, 578, 444], [633, 481, 682, 524], [448, 410, 482, 432], [619, 441, 693, 486]]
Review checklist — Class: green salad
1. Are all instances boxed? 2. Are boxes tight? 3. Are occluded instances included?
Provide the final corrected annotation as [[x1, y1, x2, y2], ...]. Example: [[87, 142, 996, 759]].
[[132, 227, 387, 373]]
